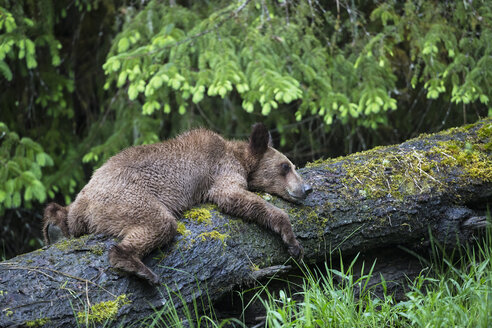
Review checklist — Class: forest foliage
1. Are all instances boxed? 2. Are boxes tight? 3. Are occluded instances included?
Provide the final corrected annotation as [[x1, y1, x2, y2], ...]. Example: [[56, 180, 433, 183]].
[[0, 0, 491, 257]]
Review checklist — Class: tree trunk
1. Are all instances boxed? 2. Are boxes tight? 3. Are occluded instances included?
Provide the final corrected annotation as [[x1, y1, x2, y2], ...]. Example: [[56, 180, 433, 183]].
[[1, 119, 490, 327]]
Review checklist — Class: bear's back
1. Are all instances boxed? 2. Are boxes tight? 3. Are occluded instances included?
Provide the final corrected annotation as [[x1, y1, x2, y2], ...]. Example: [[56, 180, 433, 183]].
[[77, 129, 230, 213]]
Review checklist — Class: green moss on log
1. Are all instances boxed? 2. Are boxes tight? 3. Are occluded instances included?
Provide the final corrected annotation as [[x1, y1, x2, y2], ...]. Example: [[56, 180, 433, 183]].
[[76, 294, 130, 324], [54, 235, 90, 252], [432, 140, 492, 182], [290, 207, 329, 237], [340, 148, 440, 200], [90, 244, 105, 256], [306, 119, 491, 200], [183, 204, 217, 225], [176, 222, 191, 236], [197, 231, 229, 245], [25, 318, 50, 327]]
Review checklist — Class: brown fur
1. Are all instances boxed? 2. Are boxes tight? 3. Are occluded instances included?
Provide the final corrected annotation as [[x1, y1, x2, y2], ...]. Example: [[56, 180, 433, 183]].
[[43, 123, 312, 284]]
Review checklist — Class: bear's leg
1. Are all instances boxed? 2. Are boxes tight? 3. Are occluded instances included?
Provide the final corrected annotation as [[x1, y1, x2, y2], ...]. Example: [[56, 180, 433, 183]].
[[109, 212, 178, 284], [208, 183, 303, 258], [109, 241, 160, 284]]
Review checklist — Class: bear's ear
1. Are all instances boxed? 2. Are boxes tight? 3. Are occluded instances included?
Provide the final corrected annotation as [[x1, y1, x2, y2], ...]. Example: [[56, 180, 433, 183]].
[[249, 123, 272, 155]]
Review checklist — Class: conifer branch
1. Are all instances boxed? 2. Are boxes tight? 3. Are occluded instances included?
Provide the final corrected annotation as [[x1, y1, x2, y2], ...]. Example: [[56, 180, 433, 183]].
[[122, 0, 253, 59]]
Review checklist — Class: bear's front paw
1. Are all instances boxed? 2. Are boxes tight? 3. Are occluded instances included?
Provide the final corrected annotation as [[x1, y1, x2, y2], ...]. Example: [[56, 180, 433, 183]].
[[288, 242, 304, 260]]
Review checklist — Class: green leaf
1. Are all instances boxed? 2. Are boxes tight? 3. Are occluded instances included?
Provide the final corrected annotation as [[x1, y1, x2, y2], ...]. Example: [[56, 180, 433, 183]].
[[36, 153, 46, 166], [44, 154, 54, 166], [52, 55, 61, 66], [5, 179, 16, 194], [283, 93, 293, 103], [479, 94, 489, 104], [25, 39, 35, 56], [117, 71, 128, 87], [32, 181, 46, 203], [243, 101, 254, 113], [192, 91, 204, 104], [118, 37, 130, 53], [0, 61, 12, 81], [171, 79, 181, 90], [30, 164, 42, 179], [18, 40, 25, 59], [128, 84, 139, 100], [4, 194, 12, 208], [144, 84, 154, 97], [82, 152, 94, 163], [143, 100, 160, 115], [20, 171, 37, 184], [151, 75, 163, 89], [218, 86, 227, 98], [26, 54, 37, 69], [24, 186, 32, 202], [261, 103, 271, 116], [4, 15, 16, 33], [111, 59, 121, 72], [12, 191, 21, 208]]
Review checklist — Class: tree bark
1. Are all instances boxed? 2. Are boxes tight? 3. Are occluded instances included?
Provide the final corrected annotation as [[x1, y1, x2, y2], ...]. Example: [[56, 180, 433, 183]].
[[1, 118, 490, 327]]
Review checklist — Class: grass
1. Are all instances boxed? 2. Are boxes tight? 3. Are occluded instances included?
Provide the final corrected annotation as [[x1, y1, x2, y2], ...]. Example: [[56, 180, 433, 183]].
[[140, 282, 237, 328], [261, 227, 492, 328], [397, 232, 492, 328], [261, 257, 401, 327]]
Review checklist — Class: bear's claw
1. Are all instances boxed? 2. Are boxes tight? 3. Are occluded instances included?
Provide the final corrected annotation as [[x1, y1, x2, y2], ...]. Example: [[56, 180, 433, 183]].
[[288, 243, 304, 260]]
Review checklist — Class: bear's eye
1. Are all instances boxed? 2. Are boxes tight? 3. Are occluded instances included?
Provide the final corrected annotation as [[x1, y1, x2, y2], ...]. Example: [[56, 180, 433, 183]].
[[281, 163, 291, 174]]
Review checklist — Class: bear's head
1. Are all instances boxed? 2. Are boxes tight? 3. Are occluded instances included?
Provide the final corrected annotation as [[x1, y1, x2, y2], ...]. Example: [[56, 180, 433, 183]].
[[247, 123, 312, 203]]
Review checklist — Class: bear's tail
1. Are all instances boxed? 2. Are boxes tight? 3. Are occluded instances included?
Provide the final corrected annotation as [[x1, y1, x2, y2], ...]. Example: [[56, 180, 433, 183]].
[[43, 203, 70, 245]]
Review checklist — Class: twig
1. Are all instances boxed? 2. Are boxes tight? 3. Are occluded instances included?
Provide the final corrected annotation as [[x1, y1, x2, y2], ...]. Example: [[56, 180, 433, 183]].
[[251, 320, 266, 328], [462, 216, 489, 230], [354, 176, 363, 185], [85, 281, 91, 312], [250, 265, 292, 280]]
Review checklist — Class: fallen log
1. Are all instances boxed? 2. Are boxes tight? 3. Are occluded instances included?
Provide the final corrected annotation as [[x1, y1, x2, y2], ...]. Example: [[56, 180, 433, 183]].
[[1, 118, 491, 327]]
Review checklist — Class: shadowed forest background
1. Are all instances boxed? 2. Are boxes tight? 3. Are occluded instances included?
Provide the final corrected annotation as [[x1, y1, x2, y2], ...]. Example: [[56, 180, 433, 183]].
[[0, 0, 490, 259]]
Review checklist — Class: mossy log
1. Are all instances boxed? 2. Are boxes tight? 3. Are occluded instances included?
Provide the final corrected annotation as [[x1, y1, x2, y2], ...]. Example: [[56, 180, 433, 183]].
[[1, 119, 491, 327]]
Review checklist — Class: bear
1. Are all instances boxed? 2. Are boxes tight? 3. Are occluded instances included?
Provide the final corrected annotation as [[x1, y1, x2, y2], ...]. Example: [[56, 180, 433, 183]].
[[43, 123, 312, 284]]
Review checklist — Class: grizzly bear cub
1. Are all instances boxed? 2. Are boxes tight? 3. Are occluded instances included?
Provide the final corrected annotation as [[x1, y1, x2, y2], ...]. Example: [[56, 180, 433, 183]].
[[43, 123, 312, 284]]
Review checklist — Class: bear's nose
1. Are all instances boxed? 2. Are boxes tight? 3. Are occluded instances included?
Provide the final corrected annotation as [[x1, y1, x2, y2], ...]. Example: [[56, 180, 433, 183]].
[[303, 184, 313, 195]]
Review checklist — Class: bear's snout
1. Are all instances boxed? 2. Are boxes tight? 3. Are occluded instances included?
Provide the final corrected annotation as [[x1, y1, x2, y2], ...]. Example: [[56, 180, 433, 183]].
[[297, 183, 312, 200], [303, 184, 313, 196], [288, 183, 313, 201]]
